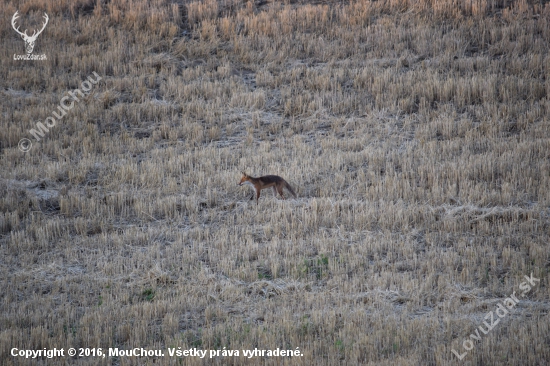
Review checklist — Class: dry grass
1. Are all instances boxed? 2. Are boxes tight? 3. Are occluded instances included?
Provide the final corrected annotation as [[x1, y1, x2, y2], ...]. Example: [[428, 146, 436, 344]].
[[1, 0, 549, 364]]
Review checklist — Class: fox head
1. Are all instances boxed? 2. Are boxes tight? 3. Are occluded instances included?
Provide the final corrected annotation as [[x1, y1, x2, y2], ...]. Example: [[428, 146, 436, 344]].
[[238, 172, 250, 186]]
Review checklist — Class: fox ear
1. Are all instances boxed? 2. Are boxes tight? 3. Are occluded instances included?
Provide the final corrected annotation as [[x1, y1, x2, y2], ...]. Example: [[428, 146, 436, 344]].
[[241, 171, 246, 176]]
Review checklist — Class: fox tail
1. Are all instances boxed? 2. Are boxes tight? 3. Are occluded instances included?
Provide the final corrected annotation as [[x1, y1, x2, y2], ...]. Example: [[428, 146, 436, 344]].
[[285, 181, 297, 198]]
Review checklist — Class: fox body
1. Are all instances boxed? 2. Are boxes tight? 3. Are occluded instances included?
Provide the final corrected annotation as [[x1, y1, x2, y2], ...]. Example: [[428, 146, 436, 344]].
[[238, 172, 297, 204]]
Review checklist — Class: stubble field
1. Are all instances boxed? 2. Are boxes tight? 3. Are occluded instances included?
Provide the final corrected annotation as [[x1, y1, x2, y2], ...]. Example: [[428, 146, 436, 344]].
[[1, 0, 549, 364]]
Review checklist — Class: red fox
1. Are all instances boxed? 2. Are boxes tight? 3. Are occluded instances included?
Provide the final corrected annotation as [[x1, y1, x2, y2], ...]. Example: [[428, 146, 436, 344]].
[[238, 172, 297, 204]]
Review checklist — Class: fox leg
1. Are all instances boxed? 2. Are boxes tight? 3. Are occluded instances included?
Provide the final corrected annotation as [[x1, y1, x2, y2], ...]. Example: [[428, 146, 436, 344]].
[[250, 187, 260, 204], [277, 185, 285, 199], [256, 188, 261, 205]]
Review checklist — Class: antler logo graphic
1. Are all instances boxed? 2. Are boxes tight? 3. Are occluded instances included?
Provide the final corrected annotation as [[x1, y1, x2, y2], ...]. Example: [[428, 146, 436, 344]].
[[12, 11, 49, 55]]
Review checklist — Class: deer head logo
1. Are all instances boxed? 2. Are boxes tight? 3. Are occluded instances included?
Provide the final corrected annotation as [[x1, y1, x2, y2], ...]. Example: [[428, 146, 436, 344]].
[[12, 11, 49, 55]]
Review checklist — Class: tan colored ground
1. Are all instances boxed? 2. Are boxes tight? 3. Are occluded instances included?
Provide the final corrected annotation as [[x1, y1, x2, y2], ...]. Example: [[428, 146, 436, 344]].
[[1, 0, 549, 364]]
